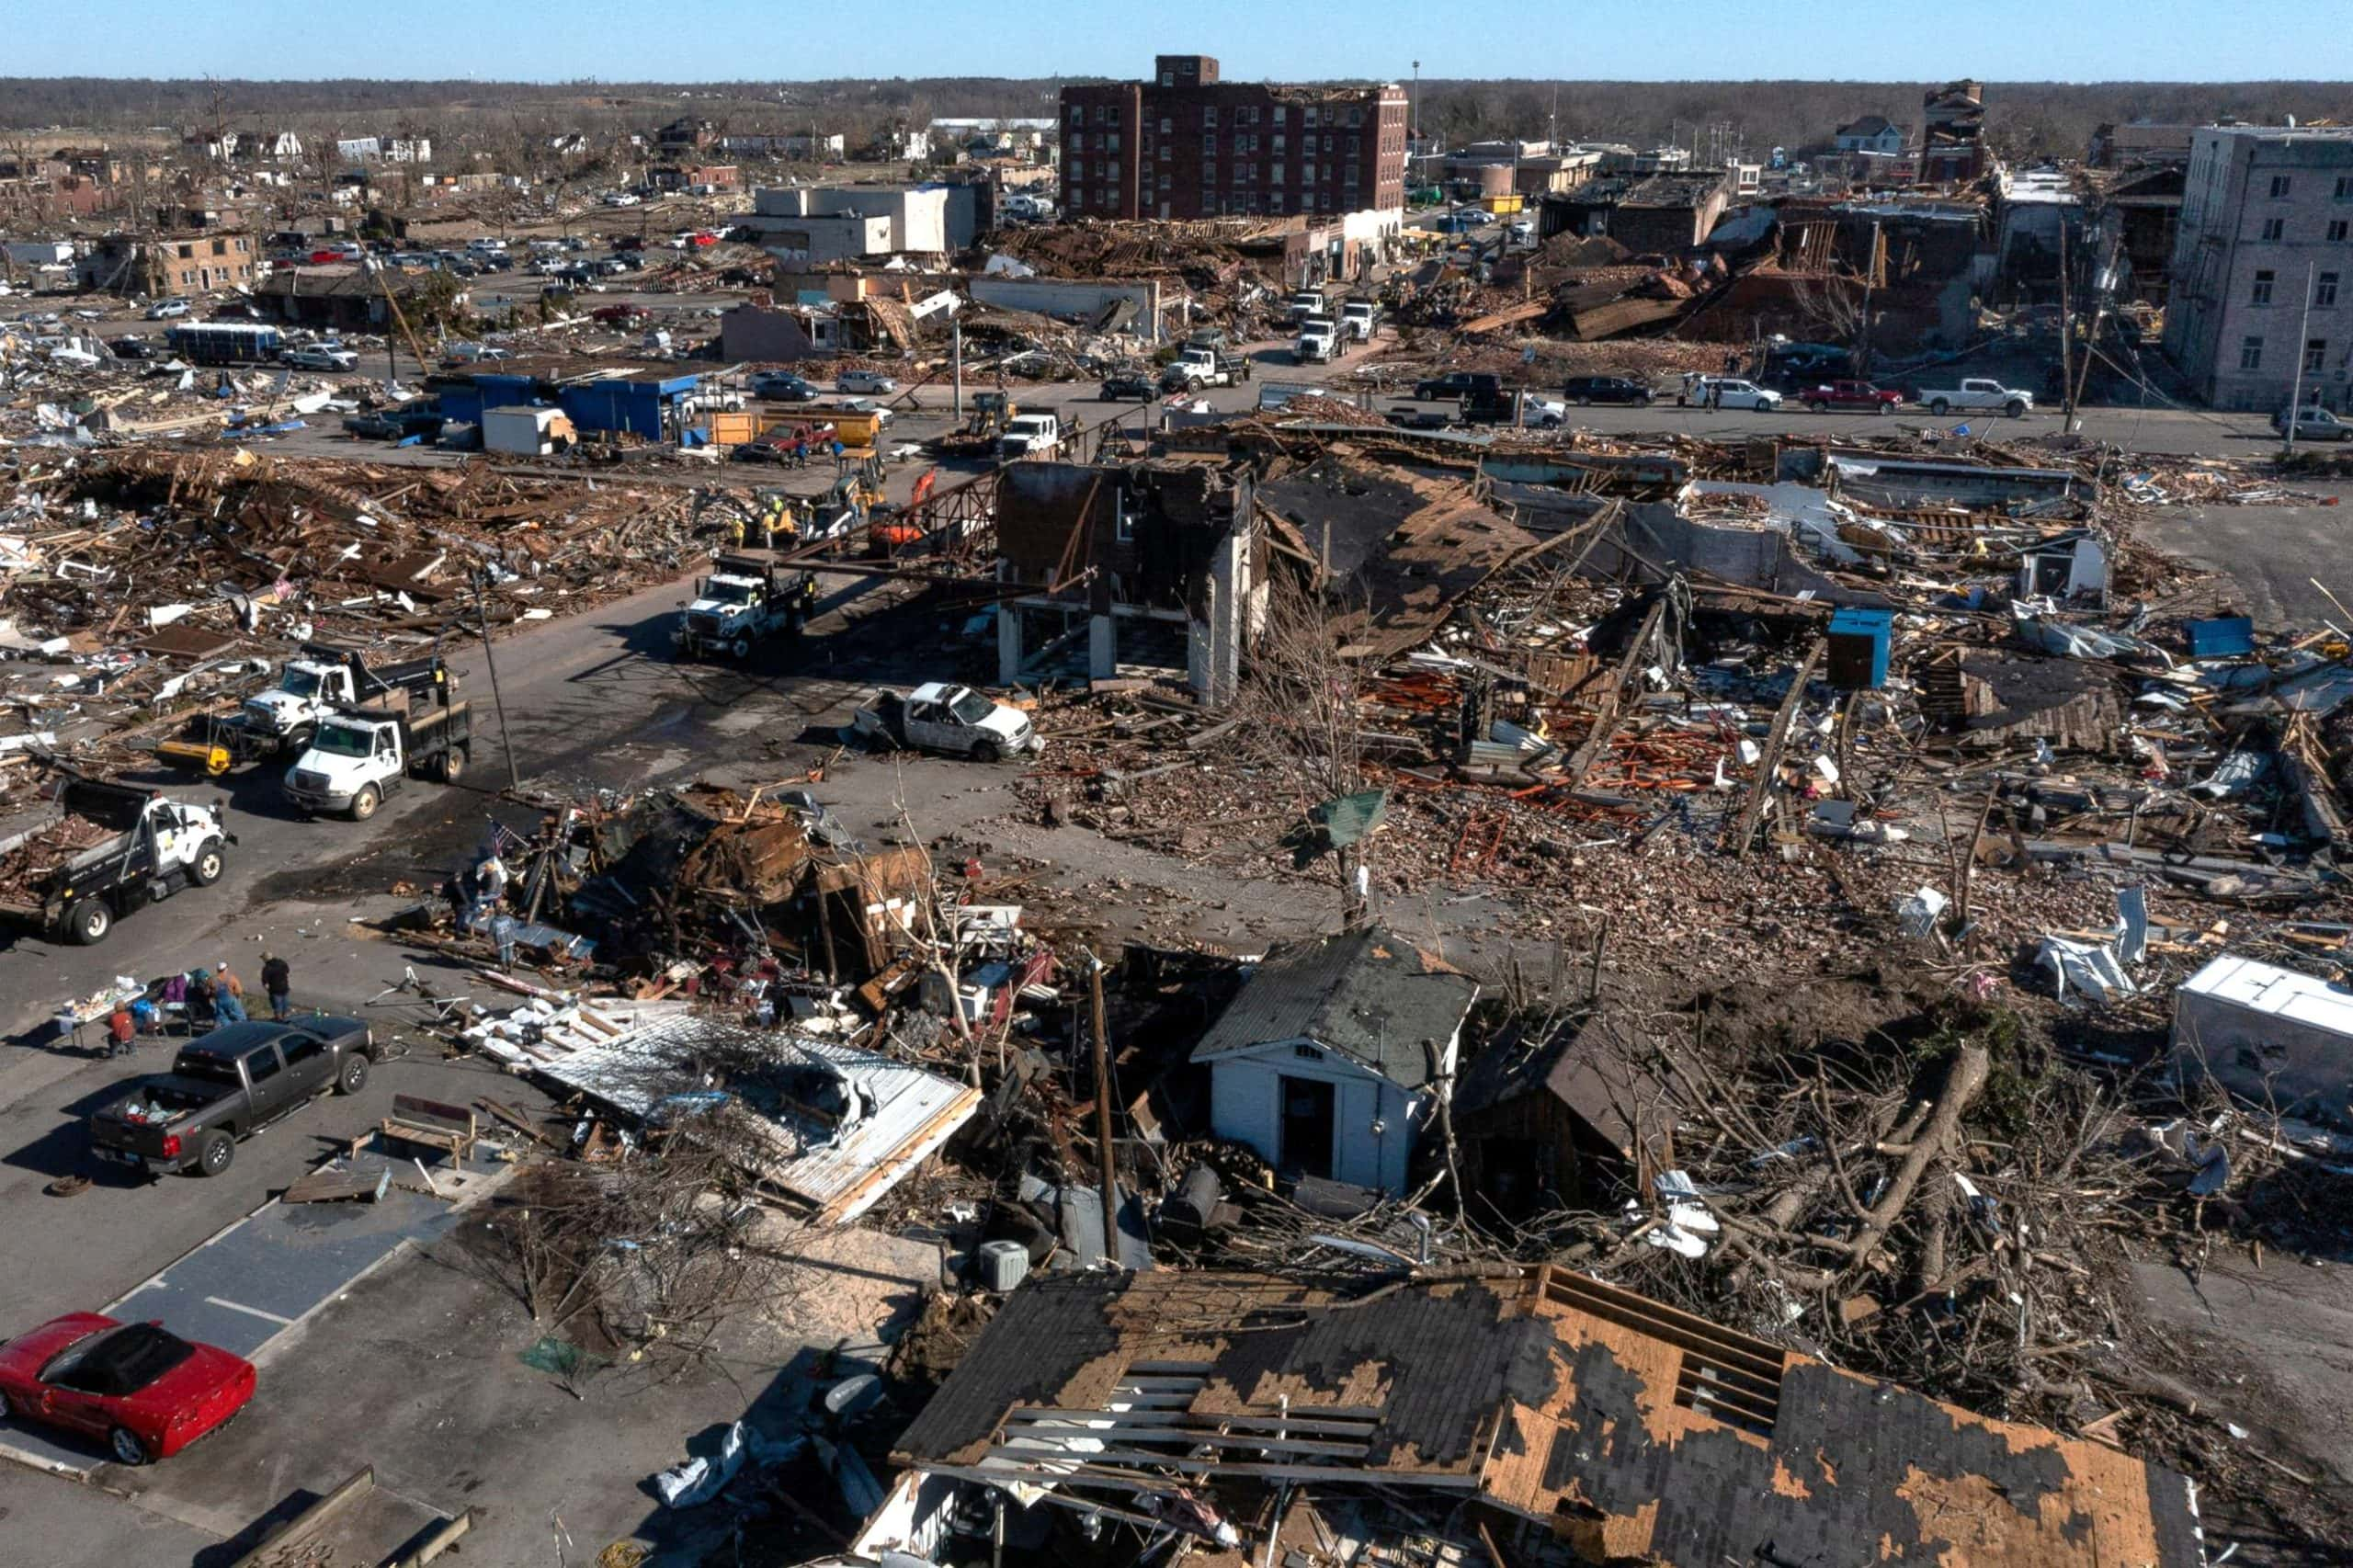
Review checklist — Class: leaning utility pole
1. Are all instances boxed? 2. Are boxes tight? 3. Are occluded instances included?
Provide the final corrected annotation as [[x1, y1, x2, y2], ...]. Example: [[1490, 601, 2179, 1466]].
[[2284, 261, 2318, 456], [1086, 955, 1120, 1266], [474, 571, 523, 794], [2057, 219, 2076, 436]]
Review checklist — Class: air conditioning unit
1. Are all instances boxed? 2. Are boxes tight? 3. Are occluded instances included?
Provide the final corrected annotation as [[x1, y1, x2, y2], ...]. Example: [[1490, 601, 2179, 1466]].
[[977, 1238, 1030, 1293]]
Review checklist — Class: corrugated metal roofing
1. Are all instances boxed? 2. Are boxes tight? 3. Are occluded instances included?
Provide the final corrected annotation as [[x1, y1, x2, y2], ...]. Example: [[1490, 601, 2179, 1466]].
[[533, 1012, 979, 1224]]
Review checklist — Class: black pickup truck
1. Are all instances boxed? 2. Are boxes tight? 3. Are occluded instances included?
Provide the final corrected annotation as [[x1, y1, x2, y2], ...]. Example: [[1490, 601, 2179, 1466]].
[[88, 1018, 375, 1178]]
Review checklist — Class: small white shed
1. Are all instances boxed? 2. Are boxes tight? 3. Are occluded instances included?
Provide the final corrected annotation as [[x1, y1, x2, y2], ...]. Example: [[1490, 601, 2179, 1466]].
[[2172, 954, 2353, 1128], [1190, 926, 1479, 1194]]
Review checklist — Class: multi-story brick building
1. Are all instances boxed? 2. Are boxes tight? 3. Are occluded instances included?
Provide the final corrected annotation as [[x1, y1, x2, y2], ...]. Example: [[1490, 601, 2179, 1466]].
[[2165, 126, 2353, 412], [1060, 54, 1405, 222], [79, 231, 256, 297]]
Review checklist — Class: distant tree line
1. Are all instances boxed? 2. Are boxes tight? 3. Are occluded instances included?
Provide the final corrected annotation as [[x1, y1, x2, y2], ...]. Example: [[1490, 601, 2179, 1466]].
[[3, 75, 2343, 167]]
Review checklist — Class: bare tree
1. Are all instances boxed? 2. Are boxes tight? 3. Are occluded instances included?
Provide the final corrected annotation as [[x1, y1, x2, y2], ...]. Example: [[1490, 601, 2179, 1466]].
[[1233, 573, 1377, 926]]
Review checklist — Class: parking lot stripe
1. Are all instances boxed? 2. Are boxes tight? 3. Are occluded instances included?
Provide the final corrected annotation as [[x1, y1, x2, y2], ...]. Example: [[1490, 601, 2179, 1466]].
[[202, 1296, 295, 1327]]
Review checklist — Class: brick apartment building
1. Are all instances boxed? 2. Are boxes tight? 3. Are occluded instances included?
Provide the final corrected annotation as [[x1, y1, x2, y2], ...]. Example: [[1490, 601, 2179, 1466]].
[[1060, 54, 1406, 222], [79, 231, 257, 297], [2164, 127, 2353, 412]]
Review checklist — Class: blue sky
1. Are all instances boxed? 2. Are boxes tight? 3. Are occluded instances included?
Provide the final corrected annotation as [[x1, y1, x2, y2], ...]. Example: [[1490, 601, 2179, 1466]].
[[9, 0, 2348, 81]]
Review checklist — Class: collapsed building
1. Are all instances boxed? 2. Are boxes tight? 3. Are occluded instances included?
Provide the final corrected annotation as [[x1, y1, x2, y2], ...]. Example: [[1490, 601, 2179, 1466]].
[[870, 1267, 2203, 1567]]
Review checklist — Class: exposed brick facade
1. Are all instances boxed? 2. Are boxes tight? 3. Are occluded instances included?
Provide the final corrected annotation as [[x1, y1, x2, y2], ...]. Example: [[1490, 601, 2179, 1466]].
[[1061, 54, 1405, 222]]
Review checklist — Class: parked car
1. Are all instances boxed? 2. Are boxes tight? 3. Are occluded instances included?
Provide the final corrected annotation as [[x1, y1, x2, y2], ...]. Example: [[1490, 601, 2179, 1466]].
[[602, 191, 641, 207], [2272, 404, 2351, 442], [1413, 371, 1503, 403], [109, 335, 156, 360], [1802, 380, 1904, 415], [1696, 378, 1784, 412], [144, 301, 190, 320], [750, 370, 818, 402], [0, 1313, 256, 1465], [1562, 375, 1655, 407], [1507, 218, 1537, 244], [1099, 371, 1157, 402], [590, 303, 650, 327], [442, 343, 515, 366], [282, 345, 358, 372], [836, 369, 898, 394], [88, 1017, 376, 1177]]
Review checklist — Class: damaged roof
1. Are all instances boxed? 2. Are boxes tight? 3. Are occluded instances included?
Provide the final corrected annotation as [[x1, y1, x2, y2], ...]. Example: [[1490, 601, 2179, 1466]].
[[895, 1267, 2202, 1568], [1188, 925, 1477, 1087]]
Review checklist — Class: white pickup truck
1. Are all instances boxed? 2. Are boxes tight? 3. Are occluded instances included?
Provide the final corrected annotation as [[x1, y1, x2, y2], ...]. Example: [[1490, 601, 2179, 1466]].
[[853, 683, 1042, 762], [997, 414, 1063, 460], [1915, 379, 2035, 418]]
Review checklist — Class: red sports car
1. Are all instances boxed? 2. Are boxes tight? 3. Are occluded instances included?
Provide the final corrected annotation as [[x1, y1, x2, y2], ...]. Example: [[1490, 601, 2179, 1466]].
[[0, 1313, 256, 1465]]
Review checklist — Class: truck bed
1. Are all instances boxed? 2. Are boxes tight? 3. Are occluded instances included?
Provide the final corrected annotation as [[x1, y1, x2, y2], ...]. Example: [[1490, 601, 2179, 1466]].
[[0, 812, 129, 900]]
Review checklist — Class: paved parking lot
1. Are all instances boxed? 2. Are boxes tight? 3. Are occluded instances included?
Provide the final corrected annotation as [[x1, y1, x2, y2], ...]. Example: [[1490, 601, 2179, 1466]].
[[0, 1154, 488, 1478]]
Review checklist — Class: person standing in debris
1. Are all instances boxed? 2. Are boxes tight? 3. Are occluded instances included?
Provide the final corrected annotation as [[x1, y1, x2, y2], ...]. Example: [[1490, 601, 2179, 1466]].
[[472, 854, 509, 928], [1706, 380, 1722, 413], [489, 912, 519, 971], [214, 962, 248, 1024], [107, 999, 136, 1060], [262, 952, 291, 1021], [790, 430, 807, 469]]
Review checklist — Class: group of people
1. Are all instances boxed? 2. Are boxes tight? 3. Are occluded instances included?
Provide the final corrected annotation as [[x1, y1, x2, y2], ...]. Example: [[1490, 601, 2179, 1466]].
[[102, 953, 294, 1058]]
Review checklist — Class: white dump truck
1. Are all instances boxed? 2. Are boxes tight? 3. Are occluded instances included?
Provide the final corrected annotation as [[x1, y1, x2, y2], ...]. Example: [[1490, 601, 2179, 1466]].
[[674, 551, 821, 661]]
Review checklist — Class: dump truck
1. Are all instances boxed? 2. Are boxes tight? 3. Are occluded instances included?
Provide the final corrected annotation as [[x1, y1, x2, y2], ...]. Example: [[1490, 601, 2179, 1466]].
[[674, 551, 820, 661], [1160, 347, 1241, 391], [281, 684, 473, 823], [158, 647, 453, 776], [0, 775, 233, 946]]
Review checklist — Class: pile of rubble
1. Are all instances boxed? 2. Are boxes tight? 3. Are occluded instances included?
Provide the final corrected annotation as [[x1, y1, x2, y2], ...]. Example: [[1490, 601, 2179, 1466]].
[[0, 445, 705, 801]]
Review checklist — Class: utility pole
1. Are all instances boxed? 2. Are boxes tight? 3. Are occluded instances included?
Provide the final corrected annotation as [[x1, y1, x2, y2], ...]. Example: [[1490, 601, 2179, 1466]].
[[1086, 955, 1121, 1266], [2284, 260, 2317, 456], [1859, 218, 1881, 374], [2057, 218, 2076, 436], [474, 570, 522, 794], [951, 312, 963, 420], [1409, 62, 1420, 150]]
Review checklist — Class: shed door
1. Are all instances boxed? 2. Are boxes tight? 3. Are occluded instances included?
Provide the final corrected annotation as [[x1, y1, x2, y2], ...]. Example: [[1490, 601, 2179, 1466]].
[[1278, 1075, 1335, 1180]]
